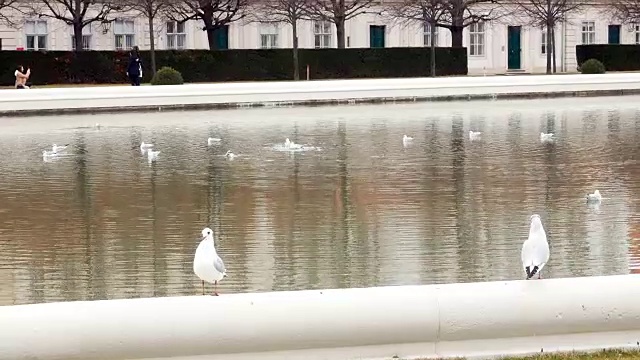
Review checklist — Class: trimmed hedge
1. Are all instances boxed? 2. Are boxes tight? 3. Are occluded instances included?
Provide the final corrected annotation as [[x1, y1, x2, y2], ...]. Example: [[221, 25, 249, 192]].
[[0, 48, 467, 86], [576, 45, 640, 71]]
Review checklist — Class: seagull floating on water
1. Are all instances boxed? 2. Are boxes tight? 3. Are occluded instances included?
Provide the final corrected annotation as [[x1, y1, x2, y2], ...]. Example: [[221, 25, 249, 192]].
[[586, 190, 602, 203], [140, 142, 154, 150], [284, 138, 303, 150], [208, 137, 221, 146], [469, 131, 481, 141], [521, 214, 550, 280], [540, 132, 554, 142], [193, 227, 227, 296], [52, 144, 69, 153], [225, 150, 236, 159], [402, 135, 413, 147], [42, 150, 58, 160], [147, 149, 160, 162]]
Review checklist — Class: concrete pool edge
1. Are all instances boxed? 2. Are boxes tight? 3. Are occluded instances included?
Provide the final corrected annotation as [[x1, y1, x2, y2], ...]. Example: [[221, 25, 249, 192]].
[[1, 89, 640, 117], [2, 74, 640, 117], [2, 274, 640, 360]]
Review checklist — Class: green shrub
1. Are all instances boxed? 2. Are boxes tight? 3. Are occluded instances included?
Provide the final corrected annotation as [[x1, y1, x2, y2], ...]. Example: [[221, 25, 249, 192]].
[[150, 66, 184, 85], [579, 58, 606, 74]]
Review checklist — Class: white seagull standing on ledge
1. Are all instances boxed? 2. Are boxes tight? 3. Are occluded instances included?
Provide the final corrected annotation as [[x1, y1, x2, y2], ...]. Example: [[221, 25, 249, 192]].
[[193, 227, 227, 296], [521, 214, 550, 280]]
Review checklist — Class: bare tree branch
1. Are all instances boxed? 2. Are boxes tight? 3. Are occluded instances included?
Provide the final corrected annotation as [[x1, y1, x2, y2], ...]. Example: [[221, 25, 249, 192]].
[[442, 0, 505, 47], [0, 0, 21, 27], [305, 0, 378, 48], [511, 0, 583, 27], [118, 0, 171, 74], [607, 0, 640, 23], [251, 0, 310, 79], [251, 0, 308, 25], [383, 0, 503, 47], [165, 0, 250, 50], [26, 0, 121, 51], [510, 0, 584, 73], [383, 0, 449, 76], [384, 0, 449, 26]]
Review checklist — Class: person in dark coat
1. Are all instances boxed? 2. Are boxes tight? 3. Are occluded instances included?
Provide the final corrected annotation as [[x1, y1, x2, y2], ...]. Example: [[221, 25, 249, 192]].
[[126, 46, 142, 86]]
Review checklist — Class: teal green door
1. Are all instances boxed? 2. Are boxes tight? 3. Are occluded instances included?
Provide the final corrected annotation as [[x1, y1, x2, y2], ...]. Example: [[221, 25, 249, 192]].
[[369, 25, 385, 48], [213, 25, 229, 49], [507, 26, 521, 70], [608, 25, 620, 44]]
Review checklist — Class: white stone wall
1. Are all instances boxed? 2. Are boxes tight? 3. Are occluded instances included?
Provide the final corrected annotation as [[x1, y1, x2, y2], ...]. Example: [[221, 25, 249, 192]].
[[0, 4, 637, 74]]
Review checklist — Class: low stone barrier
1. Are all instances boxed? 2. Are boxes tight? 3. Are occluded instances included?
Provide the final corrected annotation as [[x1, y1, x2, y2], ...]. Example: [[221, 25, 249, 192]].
[[1, 73, 640, 116], [1, 275, 640, 359]]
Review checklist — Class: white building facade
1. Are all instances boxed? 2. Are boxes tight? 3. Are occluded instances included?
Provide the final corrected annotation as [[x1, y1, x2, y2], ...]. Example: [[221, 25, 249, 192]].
[[0, 4, 637, 75]]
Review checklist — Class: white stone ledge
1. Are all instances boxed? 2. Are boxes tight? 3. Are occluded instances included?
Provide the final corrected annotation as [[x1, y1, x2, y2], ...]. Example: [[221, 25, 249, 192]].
[[1, 275, 640, 360], [1, 73, 640, 116]]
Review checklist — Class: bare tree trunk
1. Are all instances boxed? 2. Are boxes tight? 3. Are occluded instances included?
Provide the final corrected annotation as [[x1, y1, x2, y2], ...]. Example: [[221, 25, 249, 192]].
[[450, 12, 464, 47], [292, 19, 300, 80], [545, 0, 552, 74], [202, 9, 218, 50], [335, 17, 345, 48], [148, 14, 157, 75], [430, 21, 436, 77], [450, 25, 463, 47], [73, 0, 82, 52], [551, 26, 556, 73], [545, 24, 552, 74], [206, 28, 218, 49], [73, 21, 83, 52]]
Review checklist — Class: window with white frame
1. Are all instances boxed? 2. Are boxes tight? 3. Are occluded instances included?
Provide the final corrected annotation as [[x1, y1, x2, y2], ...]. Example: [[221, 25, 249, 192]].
[[25, 20, 47, 51], [581, 21, 595, 44], [635, 24, 640, 44], [541, 29, 546, 55], [469, 22, 485, 56], [423, 22, 438, 46], [260, 22, 278, 49], [114, 19, 135, 50], [314, 20, 332, 48], [70, 24, 92, 50], [166, 21, 186, 49]]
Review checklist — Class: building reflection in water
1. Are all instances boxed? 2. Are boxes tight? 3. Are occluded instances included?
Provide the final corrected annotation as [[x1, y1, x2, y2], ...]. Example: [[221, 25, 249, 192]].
[[0, 97, 640, 305]]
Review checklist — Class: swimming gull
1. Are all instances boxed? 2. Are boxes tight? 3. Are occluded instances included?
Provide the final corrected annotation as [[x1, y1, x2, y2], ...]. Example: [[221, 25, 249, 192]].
[[52, 144, 69, 152], [284, 138, 303, 150], [540, 133, 554, 142], [586, 190, 602, 203], [402, 135, 414, 147], [147, 149, 160, 162], [140, 142, 154, 150], [42, 150, 58, 160], [225, 150, 236, 159], [469, 131, 481, 141]]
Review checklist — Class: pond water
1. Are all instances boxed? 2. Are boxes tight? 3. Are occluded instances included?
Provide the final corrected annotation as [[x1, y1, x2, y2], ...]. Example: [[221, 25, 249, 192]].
[[1, 96, 640, 305]]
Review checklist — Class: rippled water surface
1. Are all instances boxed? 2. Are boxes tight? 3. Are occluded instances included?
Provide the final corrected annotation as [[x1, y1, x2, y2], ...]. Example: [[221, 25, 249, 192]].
[[1, 96, 640, 305]]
